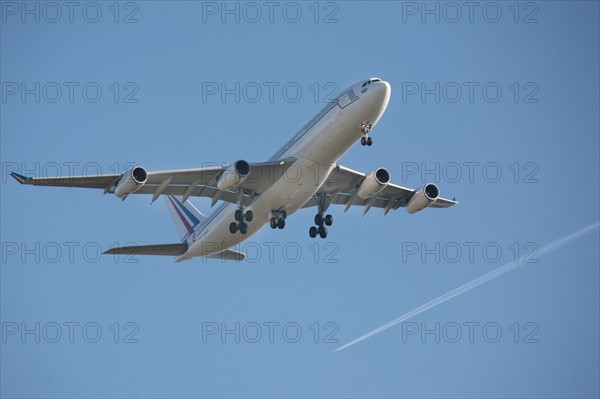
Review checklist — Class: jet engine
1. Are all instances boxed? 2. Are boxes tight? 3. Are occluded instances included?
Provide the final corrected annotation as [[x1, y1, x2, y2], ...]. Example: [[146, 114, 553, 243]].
[[216, 160, 250, 191], [406, 183, 439, 214], [114, 166, 148, 198], [357, 168, 391, 199]]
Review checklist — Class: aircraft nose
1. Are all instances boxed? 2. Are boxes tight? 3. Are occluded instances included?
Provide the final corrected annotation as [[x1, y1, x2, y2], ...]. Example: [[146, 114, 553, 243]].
[[377, 80, 391, 103], [370, 80, 391, 112]]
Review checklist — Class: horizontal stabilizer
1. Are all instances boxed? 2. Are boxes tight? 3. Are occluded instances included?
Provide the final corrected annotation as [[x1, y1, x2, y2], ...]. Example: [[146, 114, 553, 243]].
[[205, 249, 246, 261], [104, 243, 188, 256]]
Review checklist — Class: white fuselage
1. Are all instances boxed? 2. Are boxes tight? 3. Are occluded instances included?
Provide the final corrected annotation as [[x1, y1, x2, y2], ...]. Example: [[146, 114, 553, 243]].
[[181, 78, 391, 259]]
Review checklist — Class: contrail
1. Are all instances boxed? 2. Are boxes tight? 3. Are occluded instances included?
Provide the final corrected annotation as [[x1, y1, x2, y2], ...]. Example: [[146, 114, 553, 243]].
[[334, 221, 600, 352]]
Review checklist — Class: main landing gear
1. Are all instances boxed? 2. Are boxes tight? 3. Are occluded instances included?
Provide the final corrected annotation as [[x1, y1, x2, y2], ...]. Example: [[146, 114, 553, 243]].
[[229, 208, 253, 235], [309, 213, 333, 239], [309, 192, 333, 239], [270, 209, 287, 230], [360, 122, 373, 146]]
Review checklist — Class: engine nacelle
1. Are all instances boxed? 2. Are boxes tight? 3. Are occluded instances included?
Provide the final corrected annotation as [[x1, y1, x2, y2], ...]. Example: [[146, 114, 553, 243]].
[[357, 168, 391, 199], [114, 166, 148, 198], [406, 183, 440, 214], [216, 160, 250, 191]]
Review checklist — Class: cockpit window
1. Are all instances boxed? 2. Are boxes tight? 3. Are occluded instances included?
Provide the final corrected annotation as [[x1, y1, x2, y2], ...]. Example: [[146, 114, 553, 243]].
[[362, 78, 382, 88], [363, 78, 381, 87]]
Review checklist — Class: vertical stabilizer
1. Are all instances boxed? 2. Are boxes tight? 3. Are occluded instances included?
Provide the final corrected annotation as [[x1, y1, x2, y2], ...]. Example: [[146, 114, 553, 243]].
[[164, 195, 207, 241]]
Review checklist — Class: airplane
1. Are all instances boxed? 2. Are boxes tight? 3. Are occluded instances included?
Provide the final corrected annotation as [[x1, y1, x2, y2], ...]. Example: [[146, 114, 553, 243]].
[[11, 77, 458, 262]]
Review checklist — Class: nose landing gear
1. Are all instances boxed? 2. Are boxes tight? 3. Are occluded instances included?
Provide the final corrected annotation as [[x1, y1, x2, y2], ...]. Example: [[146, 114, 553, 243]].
[[360, 122, 373, 146]]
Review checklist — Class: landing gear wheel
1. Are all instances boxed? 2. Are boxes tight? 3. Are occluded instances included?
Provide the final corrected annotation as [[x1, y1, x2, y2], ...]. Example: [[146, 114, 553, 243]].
[[314, 214, 324, 226], [270, 218, 278, 229], [281, 210, 287, 219], [277, 218, 286, 229], [361, 137, 366, 146], [239, 222, 248, 234], [235, 209, 244, 221], [318, 226, 328, 239], [324, 214, 333, 226], [245, 210, 253, 222], [366, 136, 373, 146], [229, 222, 238, 234], [309, 226, 318, 238]]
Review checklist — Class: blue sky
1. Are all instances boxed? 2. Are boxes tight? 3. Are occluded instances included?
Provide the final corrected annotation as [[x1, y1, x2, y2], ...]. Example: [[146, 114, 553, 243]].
[[1, 1, 599, 397]]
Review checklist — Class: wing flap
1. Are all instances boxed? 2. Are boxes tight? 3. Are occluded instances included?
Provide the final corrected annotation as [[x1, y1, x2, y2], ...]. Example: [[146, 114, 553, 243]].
[[131, 184, 240, 204]]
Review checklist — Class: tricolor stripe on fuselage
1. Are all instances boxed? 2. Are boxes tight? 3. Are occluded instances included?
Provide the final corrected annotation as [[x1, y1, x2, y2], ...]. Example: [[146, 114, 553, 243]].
[[167, 195, 201, 235]]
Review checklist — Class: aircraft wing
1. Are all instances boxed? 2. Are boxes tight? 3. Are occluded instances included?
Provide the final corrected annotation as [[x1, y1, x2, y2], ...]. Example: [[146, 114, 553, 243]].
[[10, 158, 297, 206], [303, 164, 458, 214]]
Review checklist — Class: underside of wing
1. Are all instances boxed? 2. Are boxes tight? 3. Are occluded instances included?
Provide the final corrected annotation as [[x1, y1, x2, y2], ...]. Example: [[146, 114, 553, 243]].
[[11, 158, 297, 206], [303, 164, 458, 215], [429, 197, 459, 208], [10, 172, 119, 189]]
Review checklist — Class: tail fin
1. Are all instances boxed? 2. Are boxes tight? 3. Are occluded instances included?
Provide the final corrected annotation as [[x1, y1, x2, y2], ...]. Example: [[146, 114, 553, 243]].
[[164, 195, 207, 241]]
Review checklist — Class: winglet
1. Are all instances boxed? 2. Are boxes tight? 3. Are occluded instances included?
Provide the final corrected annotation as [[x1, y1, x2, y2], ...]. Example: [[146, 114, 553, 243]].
[[10, 172, 30, 184]]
